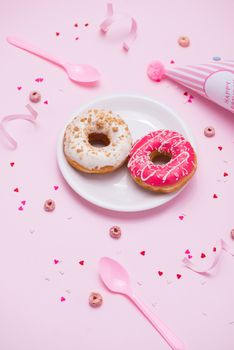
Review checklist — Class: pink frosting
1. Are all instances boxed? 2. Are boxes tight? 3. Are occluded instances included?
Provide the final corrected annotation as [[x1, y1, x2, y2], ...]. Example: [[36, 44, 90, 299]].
[[127, 130, 196, 187]]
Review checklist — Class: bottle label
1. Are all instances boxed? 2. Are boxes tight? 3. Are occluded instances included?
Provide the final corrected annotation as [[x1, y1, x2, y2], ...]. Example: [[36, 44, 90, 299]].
[[204, 70, 234, 113]]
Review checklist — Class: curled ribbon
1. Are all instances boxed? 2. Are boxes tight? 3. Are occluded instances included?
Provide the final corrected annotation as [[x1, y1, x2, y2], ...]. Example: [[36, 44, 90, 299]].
[[0, 104, 38, 149], [100, 3, 137, 51], [183, 239, 234, 274]]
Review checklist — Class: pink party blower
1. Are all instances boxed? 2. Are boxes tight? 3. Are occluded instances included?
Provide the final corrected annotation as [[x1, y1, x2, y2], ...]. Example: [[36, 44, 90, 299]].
[[147, 60, 234, 113]]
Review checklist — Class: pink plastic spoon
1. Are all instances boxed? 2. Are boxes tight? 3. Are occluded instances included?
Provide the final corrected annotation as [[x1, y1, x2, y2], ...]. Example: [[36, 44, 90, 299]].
[[6, 36, 100, 83], [99, 257, 184, 350]]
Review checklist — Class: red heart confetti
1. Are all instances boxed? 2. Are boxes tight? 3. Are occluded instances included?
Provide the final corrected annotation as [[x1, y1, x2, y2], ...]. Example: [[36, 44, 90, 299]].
[[21, 200, 26, 205], [18, 206, 23, 211], [213, 247, 217, 252], [223, 172, 228, 177], [188, 255, 193, 259], [54, 259, 59, 264], [10, 162, 15, 167], [201, 253, 206, 259], [158, 271, 163, 276], [170, 60, 175, 64], [44, 100, 48, 105], [74, 23, 78, 27], [14, 187, 19, 192], [17, 86, 22, 90], [140, 250, 145, 256], [218, 146, 223, 151], [35, 78, 43, 83], [188, 99, 192, 103], [79, 260, 84, 265], [179, 215, 184, 221], [54, 185, 59, 190], [60, 296, 66, 302], [184, 92, 188, 96], [213, 194, 218, 199], [185, 249, 190, 254], [56, 32, 60, 36], [176, 274, 182, 279], [75, 37, 79, 40], [189, 95, 194, 99], [84, 23, 89, 27]]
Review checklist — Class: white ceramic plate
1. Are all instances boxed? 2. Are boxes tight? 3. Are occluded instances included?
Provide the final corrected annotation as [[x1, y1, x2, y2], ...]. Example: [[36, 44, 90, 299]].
[[57, 94, 196, 212]]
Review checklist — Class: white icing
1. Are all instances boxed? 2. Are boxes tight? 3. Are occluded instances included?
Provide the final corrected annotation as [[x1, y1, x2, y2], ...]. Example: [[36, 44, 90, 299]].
[[63, 109, 132, 170]]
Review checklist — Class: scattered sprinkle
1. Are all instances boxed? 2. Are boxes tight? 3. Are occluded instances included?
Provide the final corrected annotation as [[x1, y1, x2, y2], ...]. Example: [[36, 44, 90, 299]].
[[10, 162, 15, 167], [66, 289, 71, 294], [188, 255, 193, 259], [184, 92, 188, 96], [140, 250, 145, 256], [223, 172, 228, 177], [176, 274, 182, 279], [202, 312, 207, 316], [179, 215, 184, 221], [201, 253, 206, 259], [18, 206, 24, 211], [200, 280, 207, 285], [54, 185, 59, 191], [29, 229, 35, 234], [185, 249, 190, 254], [21, 200, 26, 205], [218, 146, 223, 151], [75, 36, 79, 40], [60, 296, 66, 302], [43, 100, 48, 105], [35, 78, 44, 83], [231, 229, 234, 240], [67, 217, 72, 220], [213, 194, 218, 199], [13, 187, 19, 192], [74, 23, 78, 27], [45, 277, 50, 281], [17, 86, 22, 90], [54, 259, 59, 264], [59, 271, 65, 275], [137, 281, 143, 286], [56, 32, 60, 36], [79, 260, 84, 265], [158, 271, 163, 276], [84, 23, 89, 27], [213, 247, 217, 252], [170, 60, 175, 64]]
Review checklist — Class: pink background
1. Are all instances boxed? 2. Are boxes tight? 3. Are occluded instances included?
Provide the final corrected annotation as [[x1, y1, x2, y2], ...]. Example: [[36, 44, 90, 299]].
[[0, 0, 234, 349]]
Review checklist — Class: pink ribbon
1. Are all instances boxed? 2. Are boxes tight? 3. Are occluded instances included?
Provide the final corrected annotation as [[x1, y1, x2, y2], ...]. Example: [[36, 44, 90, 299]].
[[183, 239, 234, 274], [0, 104, 38, 149], [100, 3, 137, 51]]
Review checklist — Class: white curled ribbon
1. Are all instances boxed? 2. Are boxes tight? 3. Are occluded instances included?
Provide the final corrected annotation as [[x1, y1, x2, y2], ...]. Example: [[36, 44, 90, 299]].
[[99, 3, 137, 51], [183, 239, 234, 274], [0, 104, 38, 149]]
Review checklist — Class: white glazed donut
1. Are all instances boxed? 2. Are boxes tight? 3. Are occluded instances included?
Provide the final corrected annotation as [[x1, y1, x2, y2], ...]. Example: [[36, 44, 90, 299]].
[[63, 109, 132, 174]]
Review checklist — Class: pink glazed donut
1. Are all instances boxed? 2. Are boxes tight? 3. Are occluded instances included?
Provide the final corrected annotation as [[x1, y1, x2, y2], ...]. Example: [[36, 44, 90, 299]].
[[127, 130, 197, 193]]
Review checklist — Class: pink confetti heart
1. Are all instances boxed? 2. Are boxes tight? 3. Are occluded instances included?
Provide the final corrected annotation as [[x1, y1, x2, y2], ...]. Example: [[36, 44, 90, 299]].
[[17, 86, 22, 90], [140, 250, 145, 256], [218, 146, 223, 151], [75, 37, 79, 40], [56, 32, 60, 36], [79, 260, 84, 265], [84, 23, 89, 27], [10, 162, 15, 167], [35, 78, 44, 83], [213, 247, 217, 252], [179, 215, 184, 221], [170, 60, 175, 64], [213, 194, 218, 199], [60, 296, 66, 302], [189, 95, 194, 99], [188, 255, 193, 259], [188, 99, 192, 103], [43, 100, 48, 105], [54, 259, 59, 264], [54, 185, 59, 190], [74, 23, 78, 27], [18, 206, 24, 211], [201, 253, 206, 259], [223, 172, 228, 177], [21, 200, 26, 205], [158, 271, 163, 276], [184, 92, 188, 96], [14, 187, 19, 192], [176, 274, 182, 279], [185, 249, 190, 254]]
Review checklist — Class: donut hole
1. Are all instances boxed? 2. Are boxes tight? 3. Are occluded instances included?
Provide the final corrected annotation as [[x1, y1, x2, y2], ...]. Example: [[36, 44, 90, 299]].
[[88, 133, 110, 148], [150, 151, 171, 165]]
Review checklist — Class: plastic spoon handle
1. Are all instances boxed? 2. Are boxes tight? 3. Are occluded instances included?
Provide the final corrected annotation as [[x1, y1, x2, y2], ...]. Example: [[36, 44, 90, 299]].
[[6, 36, 65, 67], [130, 294, 184, 350]]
